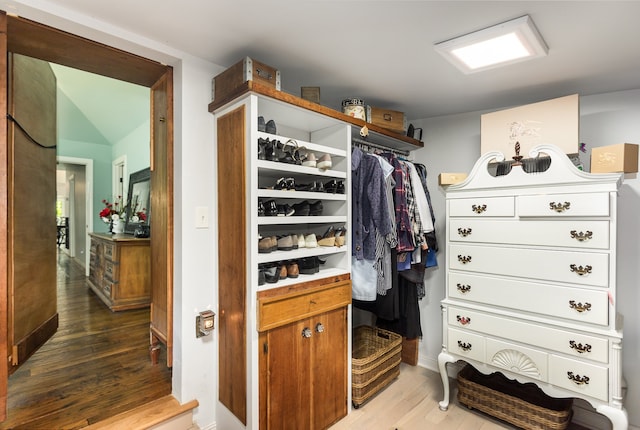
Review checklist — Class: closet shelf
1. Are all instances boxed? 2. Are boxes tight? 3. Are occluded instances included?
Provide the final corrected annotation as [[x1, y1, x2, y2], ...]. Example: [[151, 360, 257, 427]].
[[257, 268, 351, 292], [257, 189, 347, 201], [258, 215, 347, 225], [257, 246, 348, 264], [257, 160, 347, 179], [257, 132, 347, 157]]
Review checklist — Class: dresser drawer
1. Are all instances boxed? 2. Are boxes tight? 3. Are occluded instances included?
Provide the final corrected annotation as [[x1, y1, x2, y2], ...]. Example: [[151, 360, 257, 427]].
[[447, 327, 485, 362], [486, 338, 548, 381], [104, 261, 119, 281], [257, 279, 351, 332], [103, 242, 117, 260], [449, 272, 609, 326], [449, 219, 610, 250], [449, 196, 515, 217], [549, 355, 608, 401], [450, 244, 610, 287], [447, 306, 609, 363], [518, 192, 610, 217]]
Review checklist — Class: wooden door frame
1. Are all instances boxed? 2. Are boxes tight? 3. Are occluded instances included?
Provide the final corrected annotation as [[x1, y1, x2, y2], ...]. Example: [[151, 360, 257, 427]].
[[0, 12, 174, 421]]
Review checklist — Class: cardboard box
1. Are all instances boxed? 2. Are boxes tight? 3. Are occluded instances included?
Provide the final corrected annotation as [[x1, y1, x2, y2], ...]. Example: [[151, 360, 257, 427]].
[[439, 172, 468, 186], [211, 56, 280, 102], [481, 94, 579, 157], [591, 143, 639, 173], [366, 106, 406, 134]]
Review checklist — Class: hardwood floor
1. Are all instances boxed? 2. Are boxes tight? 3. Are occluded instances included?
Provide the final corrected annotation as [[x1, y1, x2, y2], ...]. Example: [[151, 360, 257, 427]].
[[1, 252, 171, 429], [331, 363, 591, 430]]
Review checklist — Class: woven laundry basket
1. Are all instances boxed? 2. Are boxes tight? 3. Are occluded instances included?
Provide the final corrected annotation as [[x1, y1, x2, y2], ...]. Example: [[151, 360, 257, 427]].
[[457, 365, 573, 430], [351, 326, 402, 408]]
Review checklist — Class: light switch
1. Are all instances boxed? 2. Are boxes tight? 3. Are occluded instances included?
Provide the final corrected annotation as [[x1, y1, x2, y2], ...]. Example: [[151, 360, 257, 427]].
[[195, 206, 208, 228]]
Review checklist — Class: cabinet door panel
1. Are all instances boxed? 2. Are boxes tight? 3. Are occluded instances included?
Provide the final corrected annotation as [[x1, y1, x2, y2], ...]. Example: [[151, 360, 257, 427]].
[[265, 319, 311, 429], [311, 308, 348, 429]]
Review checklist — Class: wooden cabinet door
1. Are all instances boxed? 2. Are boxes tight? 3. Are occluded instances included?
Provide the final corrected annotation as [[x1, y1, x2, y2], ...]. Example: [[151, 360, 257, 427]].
[[264, 318, 312, 430], [311, 308, 348, 430]]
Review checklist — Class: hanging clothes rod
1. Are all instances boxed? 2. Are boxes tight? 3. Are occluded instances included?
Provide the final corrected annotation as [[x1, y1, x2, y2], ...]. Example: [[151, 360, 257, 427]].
[[352, 137, 411, 157]]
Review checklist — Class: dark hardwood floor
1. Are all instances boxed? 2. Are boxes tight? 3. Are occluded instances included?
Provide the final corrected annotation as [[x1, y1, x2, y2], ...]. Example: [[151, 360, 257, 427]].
[[2, 252, 171, 429]]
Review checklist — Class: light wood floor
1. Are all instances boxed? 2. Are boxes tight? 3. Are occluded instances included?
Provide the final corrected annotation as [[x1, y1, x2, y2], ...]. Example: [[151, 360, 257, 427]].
[[330, 363, 590, 430], [1, 252, 172, 429]]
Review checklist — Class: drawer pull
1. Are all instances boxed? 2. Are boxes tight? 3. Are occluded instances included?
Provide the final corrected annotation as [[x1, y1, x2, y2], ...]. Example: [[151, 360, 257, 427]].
[[458, 255, 472, 264], [457, 341, 472, 351], [456, 315, 471, 325], [549, 201, 571, 212], [457, 283, 471, 294], [569, 340, 592, 353], [569, 264, 592, 276], [471, 204, 487, 214], [301, 327, 312, 338], [570, 230, 593, 242], [315, 323, 324, 333], [457, 228, 472, 237], [569, 300, 592, 313], [567, 371, 590, 385]]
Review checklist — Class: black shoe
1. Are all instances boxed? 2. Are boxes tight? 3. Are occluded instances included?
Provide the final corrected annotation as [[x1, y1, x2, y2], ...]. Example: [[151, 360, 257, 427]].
[[292, 201, 310, 216], [309, 200, 323, 216], [336, 180, 345, 194], [258, 200, 265, 216], [266, 119, 277, 134], [264, 200, 278, 216], [258, 116, 266, 132], [324, 179, 338, 193], [258, 267, 266, 285], [298, 257, 320, 274], [277, 204, 295, 217], [258, 137, 272, 160], [275, 177, 295, 190]]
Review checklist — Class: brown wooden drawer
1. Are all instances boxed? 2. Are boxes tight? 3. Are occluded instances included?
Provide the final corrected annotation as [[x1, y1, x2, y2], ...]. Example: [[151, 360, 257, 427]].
[[257, 278, 351, 332], [104, 261, 119, 281], [103, 242, 117, 261]]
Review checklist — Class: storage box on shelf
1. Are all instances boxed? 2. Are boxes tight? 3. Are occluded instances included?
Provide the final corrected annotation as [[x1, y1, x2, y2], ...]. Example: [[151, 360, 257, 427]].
[[211, 56, 280, 103], [366, 106, 406, 134]]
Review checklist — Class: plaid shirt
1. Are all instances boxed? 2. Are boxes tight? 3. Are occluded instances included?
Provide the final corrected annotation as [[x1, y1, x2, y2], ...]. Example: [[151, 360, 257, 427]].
[[381, 153, 414, 252]]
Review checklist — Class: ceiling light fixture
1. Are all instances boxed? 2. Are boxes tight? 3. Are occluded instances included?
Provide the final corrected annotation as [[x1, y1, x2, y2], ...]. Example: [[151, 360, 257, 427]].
[[435, 15, 548, 74]]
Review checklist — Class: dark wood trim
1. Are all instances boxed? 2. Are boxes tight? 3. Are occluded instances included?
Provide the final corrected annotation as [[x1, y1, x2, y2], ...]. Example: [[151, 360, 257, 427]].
[[6, 15, 166, 87], [208, 81, 424, 149], [11, 313, 58, 373], [0, 10, 8, 422]]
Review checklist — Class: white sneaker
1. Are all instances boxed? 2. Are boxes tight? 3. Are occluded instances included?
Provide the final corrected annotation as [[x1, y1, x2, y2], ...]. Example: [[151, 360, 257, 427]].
[[304, 233, 318, 248], [297, 234, 306, 248]]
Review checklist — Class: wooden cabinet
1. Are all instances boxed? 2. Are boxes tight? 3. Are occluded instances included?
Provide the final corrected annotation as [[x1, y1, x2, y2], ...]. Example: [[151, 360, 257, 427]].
[[258, 278, 350, 430], [87, 233, 150, 311], [437, 145, 629, 429]]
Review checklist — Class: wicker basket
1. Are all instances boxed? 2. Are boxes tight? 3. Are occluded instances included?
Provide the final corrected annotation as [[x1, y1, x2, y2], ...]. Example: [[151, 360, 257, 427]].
[[351, 326, 402, 407], [457, 365, 573, 430]]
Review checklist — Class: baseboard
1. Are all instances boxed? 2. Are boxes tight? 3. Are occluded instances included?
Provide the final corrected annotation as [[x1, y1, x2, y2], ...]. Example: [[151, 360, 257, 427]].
[[11, 312, 58, 373]]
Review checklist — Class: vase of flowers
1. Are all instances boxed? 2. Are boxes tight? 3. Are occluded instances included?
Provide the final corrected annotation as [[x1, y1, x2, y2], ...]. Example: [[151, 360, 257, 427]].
[[99, 196, 126, 234]]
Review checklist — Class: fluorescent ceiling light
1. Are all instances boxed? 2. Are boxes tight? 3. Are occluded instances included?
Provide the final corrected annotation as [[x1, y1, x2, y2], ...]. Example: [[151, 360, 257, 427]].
[[435, 15, 548, 74]]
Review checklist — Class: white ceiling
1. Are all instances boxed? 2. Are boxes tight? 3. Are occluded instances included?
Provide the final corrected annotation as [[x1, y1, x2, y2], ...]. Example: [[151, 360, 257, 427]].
[[25, 1, 640, 123]]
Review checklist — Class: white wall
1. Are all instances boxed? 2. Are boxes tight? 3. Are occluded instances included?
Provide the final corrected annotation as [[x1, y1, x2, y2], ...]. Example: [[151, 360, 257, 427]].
[[1, 1, 224, 428], [411, 89, 640, 429]]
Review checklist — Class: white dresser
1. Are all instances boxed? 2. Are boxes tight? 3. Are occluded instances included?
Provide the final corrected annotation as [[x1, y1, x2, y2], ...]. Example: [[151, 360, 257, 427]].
[[438, 145, 628, 429]]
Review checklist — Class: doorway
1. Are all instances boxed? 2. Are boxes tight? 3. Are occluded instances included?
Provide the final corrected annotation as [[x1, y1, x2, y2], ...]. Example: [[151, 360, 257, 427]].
[[0, 12, 175, 423]]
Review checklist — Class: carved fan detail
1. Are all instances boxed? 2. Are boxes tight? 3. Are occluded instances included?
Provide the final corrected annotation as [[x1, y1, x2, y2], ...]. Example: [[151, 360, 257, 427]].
[[491, 349, 541, 379]]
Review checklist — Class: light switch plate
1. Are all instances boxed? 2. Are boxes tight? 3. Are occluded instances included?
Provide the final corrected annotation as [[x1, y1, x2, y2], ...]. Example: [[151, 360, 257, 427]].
[[195, 206, 208, 228]]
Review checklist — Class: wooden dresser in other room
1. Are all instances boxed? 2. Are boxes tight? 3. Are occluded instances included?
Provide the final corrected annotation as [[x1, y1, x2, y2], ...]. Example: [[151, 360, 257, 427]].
[[88, 233, 151, 311]]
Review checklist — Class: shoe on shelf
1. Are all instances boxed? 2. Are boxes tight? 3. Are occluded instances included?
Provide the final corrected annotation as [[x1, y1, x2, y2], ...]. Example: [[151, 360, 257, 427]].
[[292, 201, 310, 216], [264, 200, 278, 216], [278, 264, 288, 280], [291, 234, 299, 250], [258, 116, 266, 132], [258, 267, 266, 286], [301, 151, 317, 168], [260, 264, 279, 284], [286, 261, 299, 278], [275, 177, 295, 191], [266, 119, 277, 134], [297, 233, 306, 248], [258, 200, 265, 216], [309, 200, 323, 216], [336, 180, 345, 194], [277, 204, 295, 217], [277, 235, 294, 251], [258, 236, 277, 253], [324, 179, 339, 194], [304, 233, 318, 248], [298, 257, 319, 274], [317, 225, 336, 247], [317, 153, 332, 170], [335, 227, 347, 247]]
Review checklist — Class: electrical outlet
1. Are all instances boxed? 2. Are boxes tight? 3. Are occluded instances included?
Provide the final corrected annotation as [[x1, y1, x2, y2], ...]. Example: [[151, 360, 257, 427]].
[[195, 206, 208, 228]]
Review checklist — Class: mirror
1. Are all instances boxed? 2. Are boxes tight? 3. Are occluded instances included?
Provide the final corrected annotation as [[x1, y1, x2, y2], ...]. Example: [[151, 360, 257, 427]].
[[124, 167, 151, 235]]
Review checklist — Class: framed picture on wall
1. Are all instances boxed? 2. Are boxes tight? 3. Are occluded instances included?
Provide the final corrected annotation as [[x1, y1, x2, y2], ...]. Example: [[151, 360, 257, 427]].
[[124, 167, 151, 235]]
